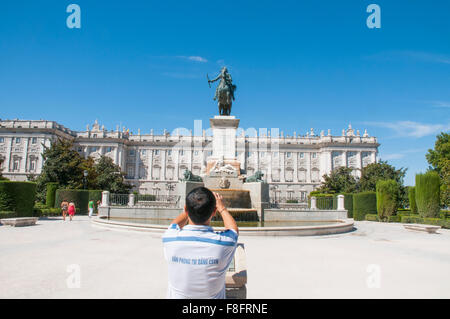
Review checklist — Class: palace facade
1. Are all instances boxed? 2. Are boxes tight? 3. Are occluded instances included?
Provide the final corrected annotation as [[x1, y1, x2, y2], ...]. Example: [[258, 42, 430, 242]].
[[0, 118, 379, 202]]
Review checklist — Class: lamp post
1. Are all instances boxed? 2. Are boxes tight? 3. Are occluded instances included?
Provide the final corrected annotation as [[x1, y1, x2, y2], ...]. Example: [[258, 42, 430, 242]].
[[166, 183, 175, 201], [83, 170, 88, 190]]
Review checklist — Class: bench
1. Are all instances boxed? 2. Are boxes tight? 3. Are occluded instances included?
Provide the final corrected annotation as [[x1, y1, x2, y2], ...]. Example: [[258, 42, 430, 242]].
[[0, 217, 38, 227], [403, 224, 441, 234]]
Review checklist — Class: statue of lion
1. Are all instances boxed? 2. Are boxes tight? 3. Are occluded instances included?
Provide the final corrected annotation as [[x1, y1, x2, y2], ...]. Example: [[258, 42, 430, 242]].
[[181, 169, 203, 182], [245, 170, 264, 182]]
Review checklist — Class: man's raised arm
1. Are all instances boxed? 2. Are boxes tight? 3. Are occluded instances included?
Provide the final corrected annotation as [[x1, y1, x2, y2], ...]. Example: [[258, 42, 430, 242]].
[[213, 192, 239, 234]]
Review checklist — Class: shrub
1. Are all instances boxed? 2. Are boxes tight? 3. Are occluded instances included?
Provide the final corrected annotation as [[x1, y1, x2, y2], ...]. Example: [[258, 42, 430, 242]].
[[0, 181, 36, 216], [55, 189, 89, 214], [401, 215, 424, 224], [388, 215, 401, 223], [408, 186, 417, 214], [365, 214, 378, 221], [353, 191, 377, 221], [46, 182, 59, 208], [416, 172, 440, 218], [0, 211, 17, 219], [376, 179, 399, 222], [286, 199, 298, 203]]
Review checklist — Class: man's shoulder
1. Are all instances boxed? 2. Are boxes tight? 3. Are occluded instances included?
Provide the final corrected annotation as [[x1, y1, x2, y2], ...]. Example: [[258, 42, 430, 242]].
[[162, 224, 238, 247]]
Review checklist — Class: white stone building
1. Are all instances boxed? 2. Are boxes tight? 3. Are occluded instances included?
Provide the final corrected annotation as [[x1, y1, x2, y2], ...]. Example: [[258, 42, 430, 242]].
[[0, 118, 379, 202]]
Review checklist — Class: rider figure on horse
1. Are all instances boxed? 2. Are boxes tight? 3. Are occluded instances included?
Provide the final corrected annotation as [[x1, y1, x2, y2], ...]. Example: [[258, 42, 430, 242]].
[[208, 67, 236, 116]]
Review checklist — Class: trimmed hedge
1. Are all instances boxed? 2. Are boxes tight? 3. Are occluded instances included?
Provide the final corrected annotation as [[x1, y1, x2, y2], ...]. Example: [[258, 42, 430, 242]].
[[408, 186, 417, 214], [416, 172, 440, 218], [401, 215, 450, 229], [46, 182, 59, 208], [353, 191, 377, 221], [331, 193, 354, 218], [365, 214, 401, 223], [55, 189, 90, 215], [0, 181, 36, 216], [401, 215, 424, 224], [388, 215, 401, 223], [365, 214, 379, 221], [376, 179, 399, 222], [0, 211, 17, 219]]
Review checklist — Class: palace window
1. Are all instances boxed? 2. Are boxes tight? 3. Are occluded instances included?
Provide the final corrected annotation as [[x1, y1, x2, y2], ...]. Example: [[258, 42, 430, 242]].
[[141, 150, 146, 156], [286, 152, 292, 158], [90, 146, 98, 153], [13, 159, 20, 171], [0, 137, 4, 143], [29, 159, 36, 171], [77, 147, 83, 152], [312, 153, 317, 159], [194, 151, 199, 156], [299, 152, 304, 159], [129, 149, 135, 156], [167, 150, 172, 156], [15, 137, 21, 144], [127, 166, 134, 178], [31, 137, 37, 144], [106, 147, 113, 153], [154, 150, 160, 156], [207, 151, 212, 156], [180, 150, 185, 156]]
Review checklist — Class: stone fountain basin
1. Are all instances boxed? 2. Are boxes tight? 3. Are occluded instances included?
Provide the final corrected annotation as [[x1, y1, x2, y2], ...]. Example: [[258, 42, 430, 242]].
[[91, 216, 354, 236]]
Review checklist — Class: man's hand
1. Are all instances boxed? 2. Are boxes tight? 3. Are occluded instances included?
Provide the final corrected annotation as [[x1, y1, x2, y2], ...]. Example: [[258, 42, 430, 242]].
[[213, 192, 238, 234], [213, 192, 226, 213]]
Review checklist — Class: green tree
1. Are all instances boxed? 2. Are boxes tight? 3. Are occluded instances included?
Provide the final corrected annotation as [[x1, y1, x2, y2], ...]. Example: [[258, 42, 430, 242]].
[[415, 171, 441, 218], [94, 156, 132, 194], [318, 167, 357, 194], [359, 160, 407, 207], [35, 139, 87, 202], [376, 179, 399, 222], [426, 132, 450, 207]]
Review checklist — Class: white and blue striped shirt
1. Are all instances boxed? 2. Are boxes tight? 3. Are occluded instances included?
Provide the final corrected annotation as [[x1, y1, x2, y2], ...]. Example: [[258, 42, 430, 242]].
[[162, 223, 238, 299]]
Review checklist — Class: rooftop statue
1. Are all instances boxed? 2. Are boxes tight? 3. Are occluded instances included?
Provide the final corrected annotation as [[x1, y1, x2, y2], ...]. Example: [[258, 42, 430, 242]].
[[207, 67, 236, 116]]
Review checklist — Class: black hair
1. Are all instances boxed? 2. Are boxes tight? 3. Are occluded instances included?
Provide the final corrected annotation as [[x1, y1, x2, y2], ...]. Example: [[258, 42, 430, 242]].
[[185, 187, 216, 224]]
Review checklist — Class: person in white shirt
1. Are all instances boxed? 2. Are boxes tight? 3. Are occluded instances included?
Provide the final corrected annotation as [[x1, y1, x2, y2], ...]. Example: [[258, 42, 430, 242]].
[[162, 187, 239, 299]]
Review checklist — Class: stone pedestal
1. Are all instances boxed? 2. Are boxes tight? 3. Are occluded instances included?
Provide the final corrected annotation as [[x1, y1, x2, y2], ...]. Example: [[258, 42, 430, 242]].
[[207, 116, 241, 175], [176, 181, 204, 209], [242, 182, 270, 220]]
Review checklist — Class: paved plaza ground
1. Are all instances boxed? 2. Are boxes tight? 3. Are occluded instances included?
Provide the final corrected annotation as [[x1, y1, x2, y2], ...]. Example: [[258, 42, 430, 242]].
[[1, 216, 449, 299]]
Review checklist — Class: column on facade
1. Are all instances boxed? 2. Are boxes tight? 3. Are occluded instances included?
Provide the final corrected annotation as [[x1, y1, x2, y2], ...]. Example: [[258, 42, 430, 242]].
[[344, 151, 348, 168], [306, 152, 311, 183], [371, 151, 377, 164], [114, 146, 119, 165], [6, 137, 13, 172], [174, 146, 180, 181], [294, 151, 298, 183], [148, 148, 153, 180], [134, 147, 140, 180], [280, 152, 285, 182], [22, 137, 29, 173], [161, 149, 167, 181]]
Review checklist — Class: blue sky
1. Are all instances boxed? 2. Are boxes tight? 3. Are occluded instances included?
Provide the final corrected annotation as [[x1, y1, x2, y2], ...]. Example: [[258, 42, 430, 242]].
[[0, 0, 449, 185]]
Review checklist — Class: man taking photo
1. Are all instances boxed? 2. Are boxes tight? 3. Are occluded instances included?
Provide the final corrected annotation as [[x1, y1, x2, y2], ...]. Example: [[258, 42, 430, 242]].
[[162, 187, 239, 299]]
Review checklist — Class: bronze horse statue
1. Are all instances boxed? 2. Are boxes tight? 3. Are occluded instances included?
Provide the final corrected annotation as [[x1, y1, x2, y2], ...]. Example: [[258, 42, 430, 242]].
[[208, 67, 236, 116]]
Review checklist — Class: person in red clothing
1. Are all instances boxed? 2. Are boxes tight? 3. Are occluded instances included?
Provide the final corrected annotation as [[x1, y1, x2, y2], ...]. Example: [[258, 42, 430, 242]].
[[68, 202, 76, 221]]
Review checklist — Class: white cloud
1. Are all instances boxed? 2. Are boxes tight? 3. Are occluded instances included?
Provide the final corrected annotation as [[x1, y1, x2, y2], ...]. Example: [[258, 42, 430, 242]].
[[364, 121, 450, 138], [176, 56, 208, 63], [430, 101, 450, 108], [380, 148, 426, 161]]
